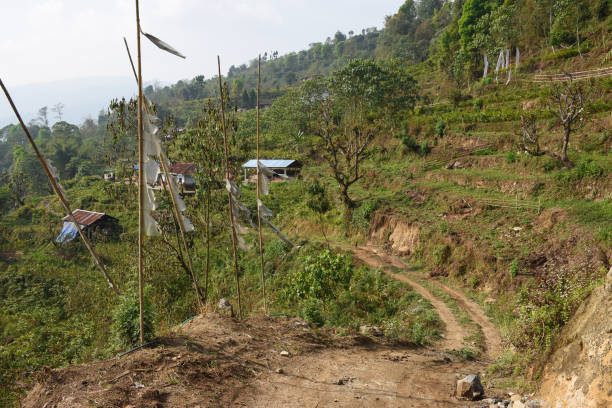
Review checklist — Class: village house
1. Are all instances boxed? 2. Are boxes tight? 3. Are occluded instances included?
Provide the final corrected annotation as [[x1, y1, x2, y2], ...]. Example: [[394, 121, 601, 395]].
[[241, 159, 302, 182], [56, 209, 121, 243], [156, 162, 196, 194]]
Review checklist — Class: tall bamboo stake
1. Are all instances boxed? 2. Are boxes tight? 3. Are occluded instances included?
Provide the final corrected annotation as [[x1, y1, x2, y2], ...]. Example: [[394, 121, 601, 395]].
[[205, 189, 211, 301], [217, 56, 242, 318], [135, 0, 145, 345], [122, 38, 205, 309], [0, 79, 118, 293], [255, 55, 267, 314]]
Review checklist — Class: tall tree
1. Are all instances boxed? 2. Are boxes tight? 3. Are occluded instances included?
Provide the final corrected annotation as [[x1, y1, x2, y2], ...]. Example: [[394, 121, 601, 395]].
[[51, 103, 65, 122], [306, 59, 418, 234]]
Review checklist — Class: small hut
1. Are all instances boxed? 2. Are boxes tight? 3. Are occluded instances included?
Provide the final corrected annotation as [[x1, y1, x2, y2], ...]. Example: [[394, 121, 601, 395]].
[[241, 159, 302, 182], [56, 209, 120, 243]]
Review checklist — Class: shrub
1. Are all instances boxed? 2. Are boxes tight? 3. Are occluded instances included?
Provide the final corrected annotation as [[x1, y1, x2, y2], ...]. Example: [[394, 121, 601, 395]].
[[433, 245, 451, 266], [300, 297, 325, 327], [450, 88, 463, 107], [401, 134, 419, 151], [510, 258, 519, 278], [473, 98, 484, 110], [285, 250, 353, 300], [111, 288, 156, 348], [435, 119, 446, 138], [352, 200, 377, 231], [505, 151, 517, 164], [419, 140, 431, 156]]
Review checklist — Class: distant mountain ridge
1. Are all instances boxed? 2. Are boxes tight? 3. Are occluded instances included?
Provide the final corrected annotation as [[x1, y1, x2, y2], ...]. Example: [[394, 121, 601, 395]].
[[0, 76, 137, 128]]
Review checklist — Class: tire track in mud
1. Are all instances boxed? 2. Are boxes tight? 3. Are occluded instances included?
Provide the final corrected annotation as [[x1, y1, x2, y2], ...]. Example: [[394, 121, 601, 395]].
[[352, 246, 466, 352], [353, 245, 502, 360]]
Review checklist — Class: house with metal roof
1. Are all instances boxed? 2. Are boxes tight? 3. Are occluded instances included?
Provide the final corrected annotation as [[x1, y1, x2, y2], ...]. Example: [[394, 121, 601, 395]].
[[156, 162, 196, 194], [241, 159, 302, 181], [56, 209, 120, 243]]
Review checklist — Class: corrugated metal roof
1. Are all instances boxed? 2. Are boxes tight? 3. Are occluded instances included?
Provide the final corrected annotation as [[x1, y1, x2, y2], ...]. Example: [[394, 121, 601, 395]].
[[169, 162, 196, 175], [63, 209, 106, 226], [242, 159, 299, 169]]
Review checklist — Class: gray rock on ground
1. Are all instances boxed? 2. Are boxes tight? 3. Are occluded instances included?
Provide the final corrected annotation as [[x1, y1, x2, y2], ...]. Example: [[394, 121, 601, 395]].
[[456, 374, 484, 400]]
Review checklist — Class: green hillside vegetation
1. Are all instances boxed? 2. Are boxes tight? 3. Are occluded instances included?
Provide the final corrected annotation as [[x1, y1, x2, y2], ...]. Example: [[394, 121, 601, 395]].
[[1, 0, 612, 405]]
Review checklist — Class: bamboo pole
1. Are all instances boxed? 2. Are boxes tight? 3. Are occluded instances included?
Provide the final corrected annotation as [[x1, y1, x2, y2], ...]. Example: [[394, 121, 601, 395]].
[[205, 189, 211, 301], [135, 0, 145, 345], [123, 36, 205, 310], [217, 56, 242, 319], [0, 79, 118, 293], [255, 55, 267, 314]]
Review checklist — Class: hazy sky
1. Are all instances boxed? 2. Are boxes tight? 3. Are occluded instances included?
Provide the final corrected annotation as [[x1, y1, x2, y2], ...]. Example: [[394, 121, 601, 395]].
[[1, 0, 404, 87]]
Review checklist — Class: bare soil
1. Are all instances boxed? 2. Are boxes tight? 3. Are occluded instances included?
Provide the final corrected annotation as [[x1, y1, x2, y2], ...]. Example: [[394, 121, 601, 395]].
[[23, 247, 506, 408]]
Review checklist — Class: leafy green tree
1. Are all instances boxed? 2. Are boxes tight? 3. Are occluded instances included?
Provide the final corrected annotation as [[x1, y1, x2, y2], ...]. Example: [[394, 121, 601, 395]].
[[305, 59, 418, 234], [458, 0, 491, 49], [417, 0, 444, 19]]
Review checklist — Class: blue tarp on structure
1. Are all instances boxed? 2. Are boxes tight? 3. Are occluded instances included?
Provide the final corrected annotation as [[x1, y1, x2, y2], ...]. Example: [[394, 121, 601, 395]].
[[56, 221, 79, 243]]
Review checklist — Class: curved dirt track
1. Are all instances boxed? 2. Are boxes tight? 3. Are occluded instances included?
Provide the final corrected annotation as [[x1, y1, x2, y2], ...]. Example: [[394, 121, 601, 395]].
[[429, 280, 502, 358], [352, 246, 466, 352], [354, 245, 503, 360]]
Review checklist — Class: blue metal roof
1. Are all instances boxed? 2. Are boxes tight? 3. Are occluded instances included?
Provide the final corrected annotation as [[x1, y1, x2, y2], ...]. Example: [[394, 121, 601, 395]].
[[242, 159, 298, 169]]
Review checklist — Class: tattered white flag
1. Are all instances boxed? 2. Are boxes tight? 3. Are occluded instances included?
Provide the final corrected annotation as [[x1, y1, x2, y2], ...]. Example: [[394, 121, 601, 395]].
[[257, 199, 298, 248], [141, 96, 194, 236], [141, 30, 186, 59], [483, 54, 489, 78], [495, 50, 504, 82], [515, 47, 520, 70]]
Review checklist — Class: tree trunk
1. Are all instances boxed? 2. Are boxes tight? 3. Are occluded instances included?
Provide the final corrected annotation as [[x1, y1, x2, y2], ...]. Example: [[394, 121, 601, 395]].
[[562, 125, 571, 165], [340, 185, 353, 237]]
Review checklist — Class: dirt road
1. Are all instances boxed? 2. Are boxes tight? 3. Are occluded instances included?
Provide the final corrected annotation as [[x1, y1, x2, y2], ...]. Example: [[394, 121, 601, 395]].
[[238, 245, 504, 407]]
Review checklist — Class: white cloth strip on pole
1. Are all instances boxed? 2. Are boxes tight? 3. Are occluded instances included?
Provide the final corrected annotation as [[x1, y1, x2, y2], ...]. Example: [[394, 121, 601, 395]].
[[140, 30, 186, 59], [505, 68, 512, 85], [225, 178, 242, 198], [483, 54, 489, 78], [257, 199, 273, 218], [515, 47, 520, 70], [505, 49, 510, 70], [495, 50, 504, 73]]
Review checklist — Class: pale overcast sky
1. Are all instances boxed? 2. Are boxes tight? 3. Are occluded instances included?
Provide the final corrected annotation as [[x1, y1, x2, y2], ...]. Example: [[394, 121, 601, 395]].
[[1, 0, 404, 87]]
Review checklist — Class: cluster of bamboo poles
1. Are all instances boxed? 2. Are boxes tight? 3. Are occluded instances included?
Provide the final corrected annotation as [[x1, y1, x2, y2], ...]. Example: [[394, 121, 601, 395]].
[[0, 0, 271, 345]]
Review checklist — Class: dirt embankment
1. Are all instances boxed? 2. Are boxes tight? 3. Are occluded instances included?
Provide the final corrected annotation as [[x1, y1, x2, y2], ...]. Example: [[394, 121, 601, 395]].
[[369, 211, 420, 256], [537, 267, 612, 408]]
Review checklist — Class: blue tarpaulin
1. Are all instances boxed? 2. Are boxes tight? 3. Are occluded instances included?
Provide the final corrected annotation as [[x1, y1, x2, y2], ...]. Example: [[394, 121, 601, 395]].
[[56, 221, 79, 243]]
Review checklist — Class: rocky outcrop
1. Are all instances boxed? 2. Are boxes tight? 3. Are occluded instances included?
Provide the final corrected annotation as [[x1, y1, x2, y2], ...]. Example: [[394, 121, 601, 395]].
[[536, 267, 612, 407]]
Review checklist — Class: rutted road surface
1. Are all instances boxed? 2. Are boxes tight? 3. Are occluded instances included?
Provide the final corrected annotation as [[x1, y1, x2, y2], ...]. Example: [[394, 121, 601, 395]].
[[236, 245, 503, 407]]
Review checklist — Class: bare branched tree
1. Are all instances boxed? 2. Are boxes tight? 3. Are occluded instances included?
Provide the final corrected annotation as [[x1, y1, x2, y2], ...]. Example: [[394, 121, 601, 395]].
[[547, 77, 592, 166], [52, 102, 65, 122]]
